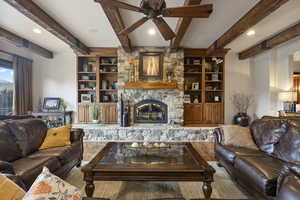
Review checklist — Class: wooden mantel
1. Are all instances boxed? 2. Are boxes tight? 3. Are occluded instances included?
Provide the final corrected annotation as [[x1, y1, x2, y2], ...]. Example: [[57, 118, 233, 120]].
[[124, 82, 177, 89]]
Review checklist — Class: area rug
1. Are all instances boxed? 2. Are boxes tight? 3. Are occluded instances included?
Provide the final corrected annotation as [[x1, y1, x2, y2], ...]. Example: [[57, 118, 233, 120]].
[[66, 162, 249, 200]]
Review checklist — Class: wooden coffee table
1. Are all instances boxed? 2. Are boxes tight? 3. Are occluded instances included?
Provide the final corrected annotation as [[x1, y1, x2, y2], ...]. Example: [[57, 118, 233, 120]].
[[81, 143, 215, 199]]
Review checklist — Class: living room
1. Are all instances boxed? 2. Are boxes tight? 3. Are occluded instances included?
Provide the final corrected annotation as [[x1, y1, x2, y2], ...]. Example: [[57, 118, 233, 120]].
[[0, 0, 300, 199]]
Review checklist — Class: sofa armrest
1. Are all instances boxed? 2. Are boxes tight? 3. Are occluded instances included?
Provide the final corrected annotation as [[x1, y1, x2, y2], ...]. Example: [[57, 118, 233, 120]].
[[277, 162, 300, 195], [213, 128, 223, 144], [70, 128, 84, 143], [0, 161, 15, 175]]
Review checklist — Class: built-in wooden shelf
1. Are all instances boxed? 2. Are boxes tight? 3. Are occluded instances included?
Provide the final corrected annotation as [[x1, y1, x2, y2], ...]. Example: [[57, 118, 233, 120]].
[[184, 64, 202, 66], [100, 72, 118, 74], [185, 90, 202, 92], [100, 64, 117, 66], [78, 80, 96, 82], [78, 89, 95, 91], [205, 80, 223, 82], [125, 81, 177, 89], [205, 72, 223, 74], [78, 72, 96, 74], [206, 90, 224, 92], [184, 72, 202, 74]]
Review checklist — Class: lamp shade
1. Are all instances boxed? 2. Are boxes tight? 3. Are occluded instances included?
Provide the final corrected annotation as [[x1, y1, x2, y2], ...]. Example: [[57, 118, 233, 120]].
[[279, 91, 297, 102]]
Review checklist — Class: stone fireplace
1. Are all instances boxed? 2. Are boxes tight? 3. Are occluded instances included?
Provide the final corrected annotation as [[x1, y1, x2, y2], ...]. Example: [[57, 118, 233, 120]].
[[134, 99, 168, 124], [118, 47, 184, 125]]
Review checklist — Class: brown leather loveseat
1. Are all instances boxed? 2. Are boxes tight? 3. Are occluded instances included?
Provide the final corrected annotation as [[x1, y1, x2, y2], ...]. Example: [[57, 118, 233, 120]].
[[214, 118, 300, 199], [0, 119, 84, 190]]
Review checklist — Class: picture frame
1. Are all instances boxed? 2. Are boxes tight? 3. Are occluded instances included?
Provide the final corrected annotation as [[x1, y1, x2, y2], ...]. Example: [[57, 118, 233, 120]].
[[192, 82, 200, 90], [81, 94, 92, 103], [43, 98, 61, 111], [139, 52, 163, 80]]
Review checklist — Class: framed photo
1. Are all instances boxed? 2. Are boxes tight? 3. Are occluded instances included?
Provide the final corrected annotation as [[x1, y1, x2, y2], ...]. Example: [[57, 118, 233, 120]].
[[43, 98, 61, 111], [81, 94, 92, 103], [192, 82, 200, 90]]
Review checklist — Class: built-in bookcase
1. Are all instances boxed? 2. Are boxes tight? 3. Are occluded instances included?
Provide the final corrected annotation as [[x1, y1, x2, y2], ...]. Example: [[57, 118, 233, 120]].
[[183, 49, 227, 126], [76, 49, 118, 124]]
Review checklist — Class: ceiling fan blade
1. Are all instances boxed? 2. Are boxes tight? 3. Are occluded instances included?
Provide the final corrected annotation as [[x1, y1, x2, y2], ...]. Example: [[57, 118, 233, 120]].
[[96, 0, 147, 14], [119, 17, 149, 36], [152, 17, 176, 41], [162, 4, 213, 18]]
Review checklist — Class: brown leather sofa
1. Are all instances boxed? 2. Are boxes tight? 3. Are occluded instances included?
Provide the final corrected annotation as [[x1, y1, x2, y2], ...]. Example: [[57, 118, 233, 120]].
[[214, 118, 300, 199], [0, 119, 84, 190]]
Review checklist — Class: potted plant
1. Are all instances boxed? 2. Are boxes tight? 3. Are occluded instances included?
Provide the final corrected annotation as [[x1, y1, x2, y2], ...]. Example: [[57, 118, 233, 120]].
[[231, 93, 254, 126], [91, 103, 99, 124]]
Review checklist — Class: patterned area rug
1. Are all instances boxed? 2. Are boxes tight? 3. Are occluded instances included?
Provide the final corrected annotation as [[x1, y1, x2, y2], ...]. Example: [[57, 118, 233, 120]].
[[66, 162, 249, 200]]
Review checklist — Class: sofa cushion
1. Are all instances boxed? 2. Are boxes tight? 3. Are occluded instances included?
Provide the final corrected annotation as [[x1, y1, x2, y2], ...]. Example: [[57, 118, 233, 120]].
[[0, 121, 22, 162], [39, 126, 71, 150], [234, 155, 285, 196], [5, 119, 48, 156], [250, 119, 287, 154], [12, 156, 61, 188], [220, 125, 258, 150], [0, 173, 25, 199], [274, 125, 300, 162], [28, 141, 82, 165], [215, 143, 264, 163]]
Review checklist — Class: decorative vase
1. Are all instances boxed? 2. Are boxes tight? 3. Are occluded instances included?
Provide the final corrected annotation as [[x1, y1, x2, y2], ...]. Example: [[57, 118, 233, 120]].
[[92, 120, 99, 124], [233, 112, 250, 127]]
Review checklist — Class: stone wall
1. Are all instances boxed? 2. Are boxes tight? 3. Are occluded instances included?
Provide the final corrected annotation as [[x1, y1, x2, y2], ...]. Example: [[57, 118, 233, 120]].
[[118, 47, 184, 125]]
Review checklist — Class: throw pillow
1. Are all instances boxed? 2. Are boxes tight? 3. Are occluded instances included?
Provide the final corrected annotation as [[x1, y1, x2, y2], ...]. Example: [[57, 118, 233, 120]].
[[250, 119, 287, 154], [23, 167, 81, 200], [274, 124, 300, 162], [0, 173, 25, 200], [39, 126, 71, 150], [220, 125, 258, 150]]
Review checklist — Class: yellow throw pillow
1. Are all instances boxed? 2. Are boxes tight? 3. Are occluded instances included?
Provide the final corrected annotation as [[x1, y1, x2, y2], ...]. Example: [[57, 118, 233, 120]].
[[0, 173, 25, 200], [39, 126, 71, 150]]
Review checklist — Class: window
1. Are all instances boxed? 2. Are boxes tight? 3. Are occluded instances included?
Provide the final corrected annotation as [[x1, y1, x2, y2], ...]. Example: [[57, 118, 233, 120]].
[[0, 59, 14, 115]]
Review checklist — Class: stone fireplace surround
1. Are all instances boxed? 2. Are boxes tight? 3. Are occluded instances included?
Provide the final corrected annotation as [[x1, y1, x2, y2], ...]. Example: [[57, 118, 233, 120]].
[[74, 47, 214, 142], [118, 47, 184, 125]]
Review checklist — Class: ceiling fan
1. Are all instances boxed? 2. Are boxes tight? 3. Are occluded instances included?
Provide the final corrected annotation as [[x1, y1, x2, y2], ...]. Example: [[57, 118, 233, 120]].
[[96, 0, 213, 41]]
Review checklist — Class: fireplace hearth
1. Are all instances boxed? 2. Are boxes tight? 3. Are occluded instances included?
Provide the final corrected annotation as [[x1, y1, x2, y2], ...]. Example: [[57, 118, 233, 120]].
[[134, 99, 168, 123]]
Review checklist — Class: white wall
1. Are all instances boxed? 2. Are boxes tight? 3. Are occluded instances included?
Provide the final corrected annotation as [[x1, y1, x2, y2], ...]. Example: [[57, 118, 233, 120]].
[[32, 51, 77, 112]]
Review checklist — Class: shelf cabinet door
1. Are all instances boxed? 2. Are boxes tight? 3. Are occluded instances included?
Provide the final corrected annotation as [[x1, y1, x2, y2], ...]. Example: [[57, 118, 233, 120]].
[[203, 103, 224, 124], [100, 103, 117, 124], [184, 103, 203, 124], [77, 103, 91, 123]]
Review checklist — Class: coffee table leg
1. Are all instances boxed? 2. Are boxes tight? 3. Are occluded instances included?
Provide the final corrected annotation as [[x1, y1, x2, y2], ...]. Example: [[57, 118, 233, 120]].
[[85, 180, 95, 197], [202, 181, 212, 200]]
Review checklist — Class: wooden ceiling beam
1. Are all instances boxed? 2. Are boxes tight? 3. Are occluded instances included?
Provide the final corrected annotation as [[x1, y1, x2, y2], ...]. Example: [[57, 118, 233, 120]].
[[206, 0, 290, 55], [239, 22, 300, 60], [170, 0, 202, 49], [95, 0, 131, 52], [0, 27, 53, 59], [3, 0, 90, 55]]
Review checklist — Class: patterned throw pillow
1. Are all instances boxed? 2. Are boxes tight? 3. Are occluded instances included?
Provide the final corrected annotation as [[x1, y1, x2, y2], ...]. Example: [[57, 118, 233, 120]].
[[23, 167, 81, 200]]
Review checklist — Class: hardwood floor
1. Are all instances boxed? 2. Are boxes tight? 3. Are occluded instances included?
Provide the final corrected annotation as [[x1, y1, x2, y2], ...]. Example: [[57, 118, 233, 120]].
[[83, 142, 215, 162]]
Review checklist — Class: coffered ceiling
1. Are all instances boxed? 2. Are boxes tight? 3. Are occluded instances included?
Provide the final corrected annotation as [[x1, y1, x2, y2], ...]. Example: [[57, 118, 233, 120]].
[[0, 0, 300, 54]]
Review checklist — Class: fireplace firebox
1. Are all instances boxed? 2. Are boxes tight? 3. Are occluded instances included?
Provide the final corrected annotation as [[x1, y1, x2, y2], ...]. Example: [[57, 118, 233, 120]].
[[134, 99, 168, 123]]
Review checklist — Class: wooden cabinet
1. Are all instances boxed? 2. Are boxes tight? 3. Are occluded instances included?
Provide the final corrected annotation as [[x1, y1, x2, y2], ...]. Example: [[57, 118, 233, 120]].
[[184, 103, 203, 124], [100, 103, 117, 124], [203, 103, 224, 124]]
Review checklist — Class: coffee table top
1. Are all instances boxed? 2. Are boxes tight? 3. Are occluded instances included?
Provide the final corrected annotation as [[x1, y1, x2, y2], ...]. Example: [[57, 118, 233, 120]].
[[82, 143, 215, 173]]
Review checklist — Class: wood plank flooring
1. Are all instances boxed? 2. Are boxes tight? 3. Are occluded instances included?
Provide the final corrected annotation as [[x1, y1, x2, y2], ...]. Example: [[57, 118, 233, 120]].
[[83, 142, 215, 162]]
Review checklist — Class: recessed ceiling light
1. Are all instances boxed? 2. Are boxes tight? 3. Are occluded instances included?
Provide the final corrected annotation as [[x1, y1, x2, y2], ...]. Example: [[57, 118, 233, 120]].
[[148, 28, 156, 35], [246, 30, 256, 36], [33, 28, 42, 34]]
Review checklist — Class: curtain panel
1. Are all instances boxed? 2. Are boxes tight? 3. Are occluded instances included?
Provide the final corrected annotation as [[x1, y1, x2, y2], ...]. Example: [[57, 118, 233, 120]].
[[13, 56, 33, 115]]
